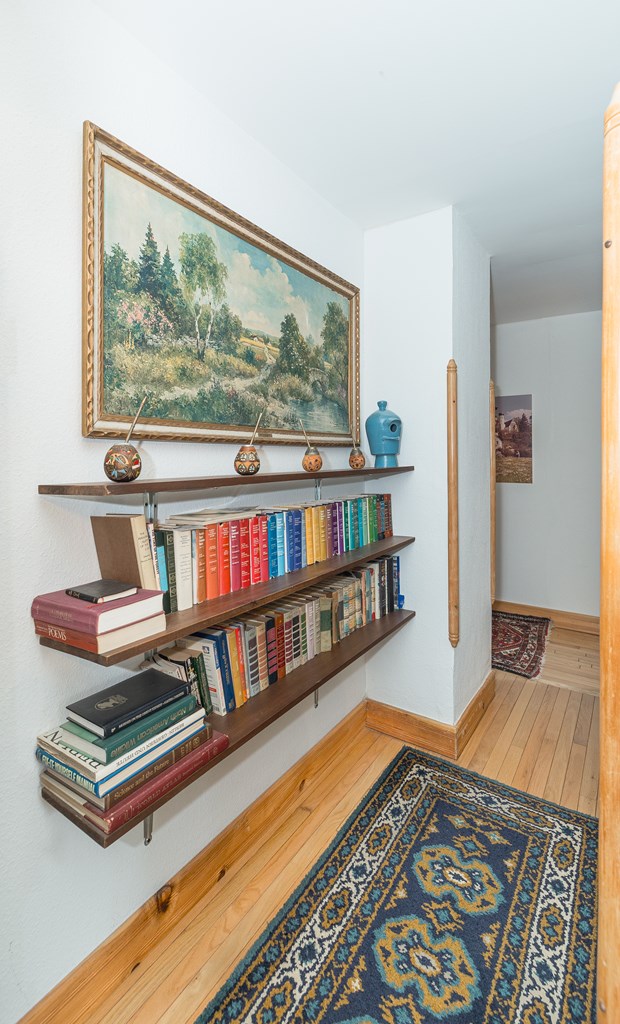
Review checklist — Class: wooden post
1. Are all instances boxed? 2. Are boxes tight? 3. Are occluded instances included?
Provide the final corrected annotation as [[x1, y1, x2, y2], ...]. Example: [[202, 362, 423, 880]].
[[600, 81, 620, 1021], [490, 380, 496, 604], [447, 359, 459, 647]]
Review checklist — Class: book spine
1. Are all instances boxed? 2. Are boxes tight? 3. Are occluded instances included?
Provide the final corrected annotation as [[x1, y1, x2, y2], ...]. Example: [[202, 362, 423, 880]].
[[284, 511, 294, 574], [384, 494, 393, 537], [267, 515, 278, 579], [330, 504, 338, 557], [283, 612, 294, 673], [275, 514, 285, 576], [292, 510, 303, 571], [239, 519, 251, 589], [198, 639, 226, 716], [95, 732, 230, 832], [225, 629, 246, 707], [386, 558, 395, 613], [264, 616, 278, 684], [163, 530, 178, 613], [300, 510, 307, 568], [132, 516, 158, 590], [258, 516, 270, 583], [35, 748, 97, 794], [34, 621, 101, 652], [250, 517, 262, 585], [273, 611, 286, 679], [312, 506, 321, 561], [146, 522, 162, 589], [85, 696, 196, 761], [229, 520, 241, 592], [195, 528, 207, 603], [245, 631, 261, 697], [191, 652, 213, 715], [217, 522, 231, 595], [205, 524, 219, 600], [325, 505, 333, 559], [305, 507, 315, 565], [206, 632, 236, 712], [154, 530, 171, 613]]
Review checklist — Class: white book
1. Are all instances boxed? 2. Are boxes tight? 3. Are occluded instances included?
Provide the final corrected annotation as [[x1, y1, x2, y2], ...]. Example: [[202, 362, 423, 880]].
[[171, 528, 193, 611], [182, 635, 227, 716]]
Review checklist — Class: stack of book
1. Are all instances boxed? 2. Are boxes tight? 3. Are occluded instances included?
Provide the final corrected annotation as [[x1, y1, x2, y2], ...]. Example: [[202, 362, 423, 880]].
[[144, 554, 403, 716], [36, 668, 228, 836], [31, 581, 166, 655]]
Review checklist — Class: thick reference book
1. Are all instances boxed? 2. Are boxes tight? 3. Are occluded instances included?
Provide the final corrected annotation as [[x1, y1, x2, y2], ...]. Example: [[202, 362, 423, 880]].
[[90, 514, 158, 591], [65, 579, 138, 604], [65, 668, 191, 737], [31, 589, 164, 635], [41, 730, 230, 835], [34, 612, 166, 654]]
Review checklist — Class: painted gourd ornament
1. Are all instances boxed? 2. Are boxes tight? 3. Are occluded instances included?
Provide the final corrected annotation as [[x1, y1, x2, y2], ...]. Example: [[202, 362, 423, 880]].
[[234, 409, 264, 476], [302, 447, 323, 473], [348, 445, 366, 470], [103, 444, 142, 482], [234, 444, 261, 475], [103, 394, 148, 483]]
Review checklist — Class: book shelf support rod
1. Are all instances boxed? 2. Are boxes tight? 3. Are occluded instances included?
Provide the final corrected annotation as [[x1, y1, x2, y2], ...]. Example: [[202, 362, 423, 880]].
[[314, 689, 319, 708], [143, 492, 158, 524], [143, 814, 153, 846], [314, 479, 322, 500]]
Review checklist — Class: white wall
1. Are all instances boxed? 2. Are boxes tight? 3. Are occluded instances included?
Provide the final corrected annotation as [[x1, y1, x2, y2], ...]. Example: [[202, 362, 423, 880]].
[[363, 208, 456, 723], [0, 3, 365, 1019], [452, 212, 492, 718], [492, 311, 601, 616]]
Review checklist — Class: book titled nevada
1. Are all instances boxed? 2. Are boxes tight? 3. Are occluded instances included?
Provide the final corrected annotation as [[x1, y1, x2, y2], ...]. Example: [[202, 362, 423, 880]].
[[66, 668, 190, 738]]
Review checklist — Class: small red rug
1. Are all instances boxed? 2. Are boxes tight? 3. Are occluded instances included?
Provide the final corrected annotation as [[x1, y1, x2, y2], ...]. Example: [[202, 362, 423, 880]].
[[492, 610, 551, 678]]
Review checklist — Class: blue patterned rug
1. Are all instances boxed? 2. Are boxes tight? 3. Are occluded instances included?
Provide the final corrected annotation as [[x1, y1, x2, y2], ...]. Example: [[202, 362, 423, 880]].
[[197, 748, 597, 1023]]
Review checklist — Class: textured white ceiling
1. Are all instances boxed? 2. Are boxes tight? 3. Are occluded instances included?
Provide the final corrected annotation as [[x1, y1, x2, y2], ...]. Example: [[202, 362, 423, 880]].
[[97, 0, 620, 323]]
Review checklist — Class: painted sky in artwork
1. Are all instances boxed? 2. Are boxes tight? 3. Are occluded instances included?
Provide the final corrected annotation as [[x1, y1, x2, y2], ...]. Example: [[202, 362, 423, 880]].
[[103, 163, 349, 343]]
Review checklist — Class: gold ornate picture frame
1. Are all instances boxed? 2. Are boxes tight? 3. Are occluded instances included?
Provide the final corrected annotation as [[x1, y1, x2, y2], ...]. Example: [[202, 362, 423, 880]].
[[82, 122, 360, 446]]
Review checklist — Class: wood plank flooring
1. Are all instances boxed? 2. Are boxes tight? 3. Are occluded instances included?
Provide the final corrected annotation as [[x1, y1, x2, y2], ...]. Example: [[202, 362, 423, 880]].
[[45, 625, 601, 1024]]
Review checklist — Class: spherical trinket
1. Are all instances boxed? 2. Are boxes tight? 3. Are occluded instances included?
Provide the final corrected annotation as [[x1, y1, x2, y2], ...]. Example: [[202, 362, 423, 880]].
[[348, 445, 366, 470], [302, 447, 323, 473], [234, 444, 261, 475], [103, 444, 142, 482]]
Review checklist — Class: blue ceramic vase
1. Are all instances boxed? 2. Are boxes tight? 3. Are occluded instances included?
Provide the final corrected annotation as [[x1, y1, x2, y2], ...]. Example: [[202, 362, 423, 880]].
[[365, 401, 402, 468]]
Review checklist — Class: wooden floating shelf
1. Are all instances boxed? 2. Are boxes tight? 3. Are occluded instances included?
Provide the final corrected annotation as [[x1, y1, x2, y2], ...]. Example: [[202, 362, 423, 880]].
[[41, 608, 416, 847], [39, 535, 415, 666], [38, 466, 415, 497]]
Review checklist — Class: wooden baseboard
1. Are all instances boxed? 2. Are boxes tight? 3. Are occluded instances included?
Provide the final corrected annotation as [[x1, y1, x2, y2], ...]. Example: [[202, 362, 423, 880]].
[[493, 600, 600, 636], [366, 670, 496, 760], [19, 703, 367, 1024]]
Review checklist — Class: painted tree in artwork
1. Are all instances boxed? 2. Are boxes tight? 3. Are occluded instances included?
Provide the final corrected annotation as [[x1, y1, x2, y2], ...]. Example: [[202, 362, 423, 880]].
[[276, 313, 311, 377], [138, 223, 163, 301], [178, 232, 228, 360], [321, 301, 349, 408], [159, 245, 184, 323]]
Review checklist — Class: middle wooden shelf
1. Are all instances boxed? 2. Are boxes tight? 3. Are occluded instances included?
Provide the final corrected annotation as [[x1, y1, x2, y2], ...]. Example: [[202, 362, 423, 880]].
[[39, 534, 416, 666]]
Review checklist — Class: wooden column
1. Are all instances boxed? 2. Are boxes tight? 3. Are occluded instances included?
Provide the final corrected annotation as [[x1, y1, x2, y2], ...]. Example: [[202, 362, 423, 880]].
[[600, 81, 620, 1021], [447, 359, 459, 646], [490, 380, 496, 604]]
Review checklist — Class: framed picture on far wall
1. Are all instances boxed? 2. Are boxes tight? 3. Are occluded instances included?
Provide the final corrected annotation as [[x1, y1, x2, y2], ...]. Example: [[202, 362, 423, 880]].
[[495, 394, 533, 483], [82, 122, 360, 446]]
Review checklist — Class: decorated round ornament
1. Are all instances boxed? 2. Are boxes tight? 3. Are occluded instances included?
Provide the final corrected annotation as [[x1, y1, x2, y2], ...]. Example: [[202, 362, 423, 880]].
[[348, 444, 366, 470], [234, 444, 261, 475], [103, 444, 142, 482], [302, 446, 323, 473]]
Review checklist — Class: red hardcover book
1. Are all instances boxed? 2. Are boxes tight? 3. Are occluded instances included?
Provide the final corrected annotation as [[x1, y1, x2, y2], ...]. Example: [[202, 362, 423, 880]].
[[250, 517, 262, 585], [217, 522, 231, 595], [44, 730, 230, 834], [269, 609, 286, 679], [30, 589, 164, 635], [229, 520, 241, 593], [239, 518, 251, 589], [205, 524, 219, 600], [258, 515, 269, 583], [34, 613, 167, 653], [195, 529, 207, 603]]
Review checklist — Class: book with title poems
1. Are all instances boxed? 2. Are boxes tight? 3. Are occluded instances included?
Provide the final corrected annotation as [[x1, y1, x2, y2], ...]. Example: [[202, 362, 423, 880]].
[[31, 589, 164, 634], [34, 613, 166, 654], [65, 580, 138, 604], [65, 668, 191, 738]]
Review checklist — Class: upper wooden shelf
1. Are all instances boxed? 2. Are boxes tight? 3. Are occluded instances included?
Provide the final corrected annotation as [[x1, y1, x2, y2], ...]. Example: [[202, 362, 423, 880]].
[[39, 535, 415, 666], [38, 466, 415, 497]]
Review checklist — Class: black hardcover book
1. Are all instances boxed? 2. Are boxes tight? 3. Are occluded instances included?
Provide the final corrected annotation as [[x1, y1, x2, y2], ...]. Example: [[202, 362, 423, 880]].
[[65, 579, 138, 604], [66, 668, 191, 738]]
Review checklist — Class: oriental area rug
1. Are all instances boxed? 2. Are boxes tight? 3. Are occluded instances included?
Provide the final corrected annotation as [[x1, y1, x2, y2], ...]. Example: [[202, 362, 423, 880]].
[[492, 610, 551, 678], [197, 747, 597, 1024]]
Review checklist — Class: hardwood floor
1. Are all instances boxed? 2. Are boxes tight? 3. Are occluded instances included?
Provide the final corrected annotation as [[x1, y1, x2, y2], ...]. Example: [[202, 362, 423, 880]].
[[41, 624, 601, 1024]]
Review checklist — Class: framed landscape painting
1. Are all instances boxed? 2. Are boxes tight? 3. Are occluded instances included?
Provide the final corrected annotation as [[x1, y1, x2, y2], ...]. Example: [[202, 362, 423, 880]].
[[82, 122, 360, 446]]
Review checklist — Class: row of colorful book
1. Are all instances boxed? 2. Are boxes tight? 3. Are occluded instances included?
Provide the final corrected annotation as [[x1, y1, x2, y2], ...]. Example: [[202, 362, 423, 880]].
[[36, 667, 229, 836], [88, 493, 394, 615], [143, 554, 402, 716]]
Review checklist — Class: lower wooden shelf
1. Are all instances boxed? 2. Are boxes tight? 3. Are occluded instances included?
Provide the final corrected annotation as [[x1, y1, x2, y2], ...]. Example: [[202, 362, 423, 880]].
[[40, 608, 415, 847]]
